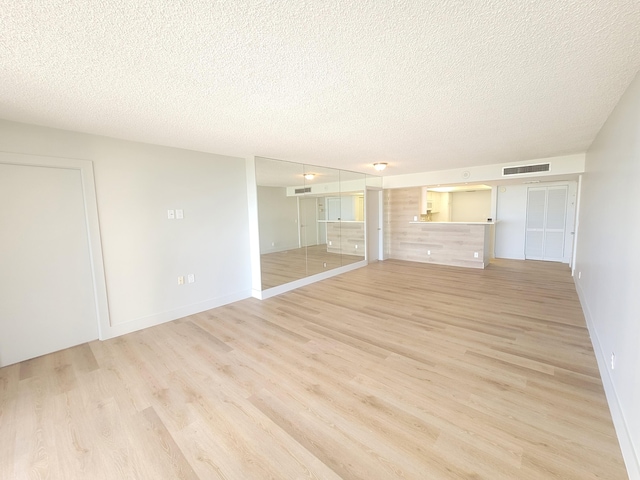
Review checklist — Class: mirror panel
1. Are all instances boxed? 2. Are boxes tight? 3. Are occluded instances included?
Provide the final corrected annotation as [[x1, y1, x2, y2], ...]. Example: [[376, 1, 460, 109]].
[[304, 165, 342, 277], [339, 170, 366, 266], [255, 157, 372, 291], [256, 157, 306, 289]]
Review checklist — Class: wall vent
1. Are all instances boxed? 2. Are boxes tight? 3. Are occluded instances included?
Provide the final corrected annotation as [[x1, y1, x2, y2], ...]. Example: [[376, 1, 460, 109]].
[[294, 187, 312, 194], [503, 163, 550, 176]]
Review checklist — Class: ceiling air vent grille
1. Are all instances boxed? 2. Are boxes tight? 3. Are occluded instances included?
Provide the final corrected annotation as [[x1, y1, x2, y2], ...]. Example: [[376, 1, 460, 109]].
[[294, 187, 312, 194], [503, 163, 550, 176]]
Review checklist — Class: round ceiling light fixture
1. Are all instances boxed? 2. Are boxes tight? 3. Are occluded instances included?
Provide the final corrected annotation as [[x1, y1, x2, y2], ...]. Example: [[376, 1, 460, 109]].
[[373, 162, 388, 172], [304, 173, 315, 180]]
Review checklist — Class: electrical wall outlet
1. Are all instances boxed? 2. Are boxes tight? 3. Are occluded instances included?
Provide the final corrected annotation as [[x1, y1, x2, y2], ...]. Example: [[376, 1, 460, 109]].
[[187, 274, 195, 284], [427, 250, 431, 255], [474, 252, 479, 258], [176, 209, 184, 219]]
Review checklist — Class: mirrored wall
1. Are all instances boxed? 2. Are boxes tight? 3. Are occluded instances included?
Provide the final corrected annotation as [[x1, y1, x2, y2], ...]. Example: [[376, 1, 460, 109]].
[[254, 156, 368, 290]]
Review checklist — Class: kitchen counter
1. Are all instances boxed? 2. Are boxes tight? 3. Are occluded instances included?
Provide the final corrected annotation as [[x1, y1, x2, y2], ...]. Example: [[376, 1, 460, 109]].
[[409, 221, 494, 225], [324, 221, 365, 255], [318, 220, 364, 223], [401, 221, 494, 269]]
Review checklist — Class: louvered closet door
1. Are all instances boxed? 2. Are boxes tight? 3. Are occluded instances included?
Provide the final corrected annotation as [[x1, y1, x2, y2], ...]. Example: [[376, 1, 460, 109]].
[[525, 188, 546, 259], [525, 186, 568, 261]]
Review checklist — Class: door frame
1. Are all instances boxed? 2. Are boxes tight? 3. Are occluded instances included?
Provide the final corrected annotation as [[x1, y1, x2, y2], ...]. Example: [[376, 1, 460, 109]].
[[0, 151, 111, 339], [366, 188, 383, 261]]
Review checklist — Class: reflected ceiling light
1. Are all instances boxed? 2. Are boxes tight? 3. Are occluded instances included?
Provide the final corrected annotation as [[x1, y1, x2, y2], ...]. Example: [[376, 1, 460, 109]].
[[304, 173, 315, 180], [373, 162, 388, 171]]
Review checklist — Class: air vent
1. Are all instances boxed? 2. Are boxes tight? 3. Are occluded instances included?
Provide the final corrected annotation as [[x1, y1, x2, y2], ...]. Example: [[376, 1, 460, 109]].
[[503, 163, 550, 176], [294, 187, 312, 194]]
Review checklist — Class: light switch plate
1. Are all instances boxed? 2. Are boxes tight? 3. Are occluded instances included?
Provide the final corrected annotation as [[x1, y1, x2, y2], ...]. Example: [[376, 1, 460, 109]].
[[168, 209, 175, 219], [176, 209, 184, 219]]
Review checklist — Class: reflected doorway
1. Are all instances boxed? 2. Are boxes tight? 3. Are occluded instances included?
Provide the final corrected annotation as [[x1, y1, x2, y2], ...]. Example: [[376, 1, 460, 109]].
[[300, 197, 318, 247]]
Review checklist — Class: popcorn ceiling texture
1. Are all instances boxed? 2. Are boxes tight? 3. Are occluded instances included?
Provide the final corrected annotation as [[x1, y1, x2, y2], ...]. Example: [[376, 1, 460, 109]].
[[1, 0, 639, 174]]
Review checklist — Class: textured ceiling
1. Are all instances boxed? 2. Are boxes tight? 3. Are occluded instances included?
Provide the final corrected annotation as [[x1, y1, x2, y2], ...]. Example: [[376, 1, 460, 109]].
[[1, 1, 640, 175]]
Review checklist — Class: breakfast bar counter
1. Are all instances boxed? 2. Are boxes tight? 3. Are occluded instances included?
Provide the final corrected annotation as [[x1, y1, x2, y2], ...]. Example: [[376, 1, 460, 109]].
[[402, 221, 494, 269]]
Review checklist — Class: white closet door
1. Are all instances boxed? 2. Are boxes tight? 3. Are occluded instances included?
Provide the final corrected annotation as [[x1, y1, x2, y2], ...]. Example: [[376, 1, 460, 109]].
[[525, 188, 546, 259], [0, 163, 99, 366], [543, 186, 568, 261], [525, 186, 568, 262]]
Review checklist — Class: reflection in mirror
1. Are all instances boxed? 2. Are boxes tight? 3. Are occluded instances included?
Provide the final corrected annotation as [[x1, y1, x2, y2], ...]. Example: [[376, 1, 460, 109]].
[[303, 165, 343, 277], [255, 158, 307, 289], [338, 170, 366, 266], [255, 156, 373, 291]]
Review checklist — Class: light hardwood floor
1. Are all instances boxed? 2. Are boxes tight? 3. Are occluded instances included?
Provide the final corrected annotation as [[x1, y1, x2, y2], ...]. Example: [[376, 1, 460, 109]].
[[0, 259, 628, 479]]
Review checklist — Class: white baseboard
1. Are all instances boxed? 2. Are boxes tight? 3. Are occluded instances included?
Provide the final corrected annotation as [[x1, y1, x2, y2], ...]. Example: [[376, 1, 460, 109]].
[[494, 253, 526, 260], [101, 290, 252, 340], [575, 280, 639, 479], [256, 260, 367, 300]]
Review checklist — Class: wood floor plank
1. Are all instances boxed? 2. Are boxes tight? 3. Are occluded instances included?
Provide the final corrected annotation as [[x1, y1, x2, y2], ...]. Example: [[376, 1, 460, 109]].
[[12, 375, 61, 479], [0, 258, 628, 479], [0, 364, 19, 480], [130, 406, 199, 480], [249, 386, 441, 480]]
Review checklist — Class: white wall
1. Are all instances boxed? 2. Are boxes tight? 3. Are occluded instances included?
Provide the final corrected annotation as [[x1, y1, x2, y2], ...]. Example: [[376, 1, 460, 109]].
[[432, 192, 451, 222], [450, 190, 491, 222], [574, 72, 640, 478], [257, 186, 299, 253], [383, 153, 585, 189], [0, 119, 252, 339], [495, 185, 528, 260]]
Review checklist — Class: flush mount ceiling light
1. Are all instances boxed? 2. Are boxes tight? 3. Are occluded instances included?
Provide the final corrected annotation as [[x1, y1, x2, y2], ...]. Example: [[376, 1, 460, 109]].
[[304, 173, 315, 180], [373, 162, 388, 171]]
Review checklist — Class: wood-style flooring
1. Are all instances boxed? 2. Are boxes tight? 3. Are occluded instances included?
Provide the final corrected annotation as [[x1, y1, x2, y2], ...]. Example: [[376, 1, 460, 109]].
[[0, 259, 628, 479]]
